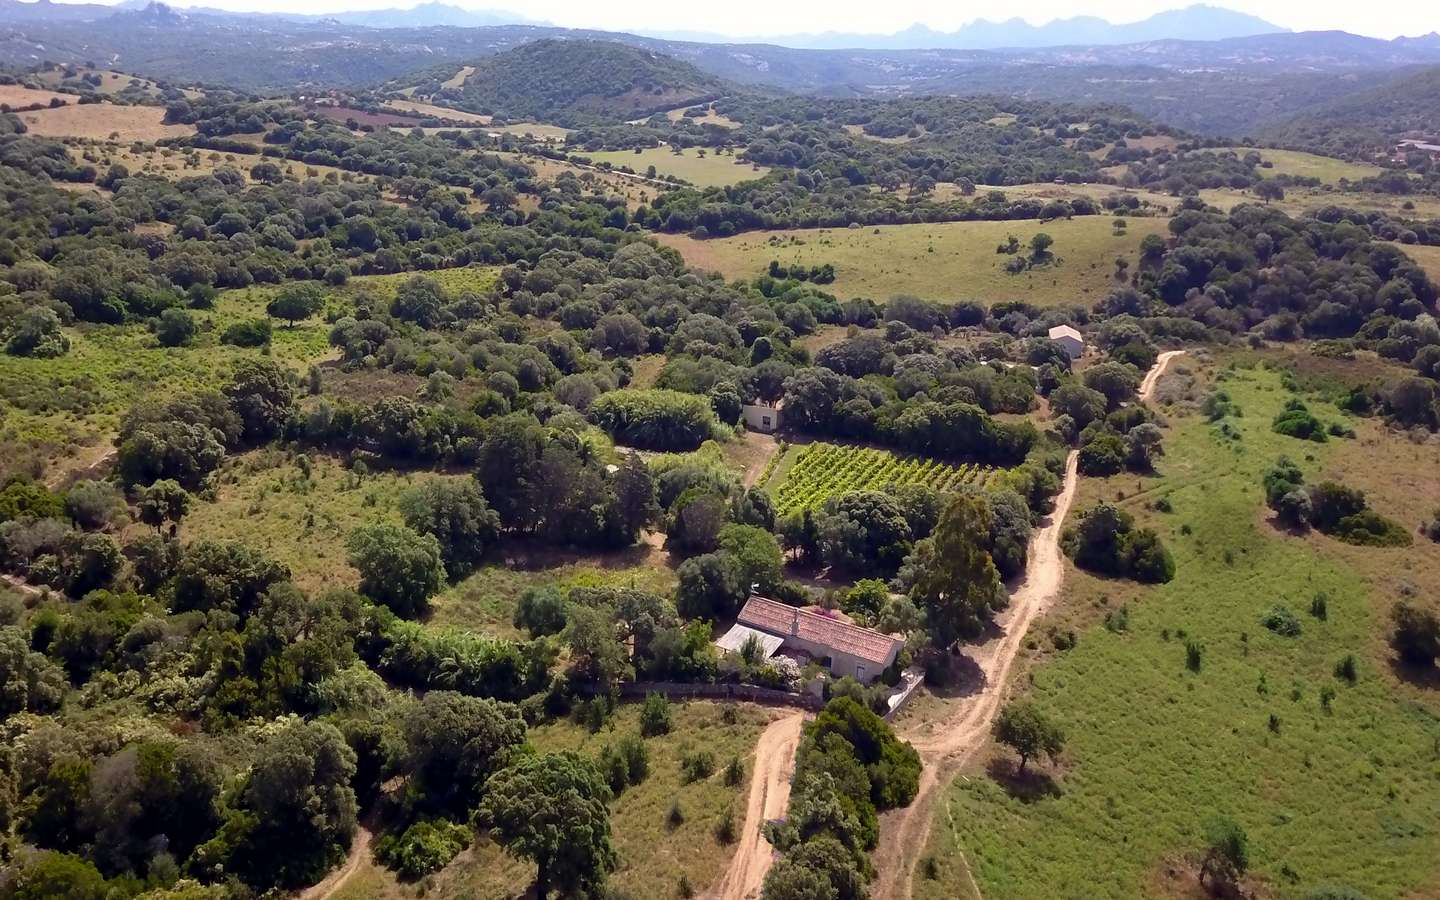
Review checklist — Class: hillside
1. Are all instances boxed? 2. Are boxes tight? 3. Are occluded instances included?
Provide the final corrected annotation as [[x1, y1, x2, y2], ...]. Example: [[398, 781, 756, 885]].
[[406, 39, 729, 125], [1262, 66, 1440, 158]]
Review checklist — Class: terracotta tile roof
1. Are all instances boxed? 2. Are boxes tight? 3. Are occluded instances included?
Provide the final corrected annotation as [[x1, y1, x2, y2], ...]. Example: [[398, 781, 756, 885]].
[[737, 596, 901, 667]]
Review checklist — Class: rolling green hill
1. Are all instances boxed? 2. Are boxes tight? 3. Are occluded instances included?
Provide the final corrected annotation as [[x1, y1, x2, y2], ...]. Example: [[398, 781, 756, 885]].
[[1261, 66, 1440, 160], [414, 39, 729, 126]]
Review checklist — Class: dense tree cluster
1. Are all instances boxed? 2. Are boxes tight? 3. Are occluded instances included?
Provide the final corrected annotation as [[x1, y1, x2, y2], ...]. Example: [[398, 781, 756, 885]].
[[762, 696, 920, 899], [1262, 457, 1410, 546]]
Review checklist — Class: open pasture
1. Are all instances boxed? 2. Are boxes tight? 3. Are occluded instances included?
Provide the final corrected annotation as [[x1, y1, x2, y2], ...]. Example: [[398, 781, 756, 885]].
[[1230, 146, 1383, 184], [656, 215, 1170, 306], [583, 145, 769, 188], [384, 98, 491, 124], [917, 363, 1440, 900], [17, 103, 194, 141]]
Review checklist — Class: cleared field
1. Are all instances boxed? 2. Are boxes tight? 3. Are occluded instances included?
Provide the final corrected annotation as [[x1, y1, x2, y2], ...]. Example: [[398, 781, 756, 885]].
[[584, 146, 769, 188], [665, 103, 739, 128], [767, 441, 1000, 516], [656, 216, 1171, 306], [384, 98, 491, 124], [441, 65, 475, 89], [493, 150, 657, 209], [18, 103, 194, 141], [177, 451, 462, 594], [916, 364, 1440, 900], [0, 83, 73, 107], [1395, 242, 1440, 282], [329, 701, 773, 900], [844, 123, 925, 144], [429, 543, 678, 637], [1231, 146, 1383, 184]]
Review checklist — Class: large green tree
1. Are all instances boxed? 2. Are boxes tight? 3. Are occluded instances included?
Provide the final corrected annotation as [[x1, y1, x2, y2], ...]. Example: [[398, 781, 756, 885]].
[[478, 752, 617, 898], [992, 701, 1065, 774], [909, 492, 1005, 647], [346, 524, 446, 618]]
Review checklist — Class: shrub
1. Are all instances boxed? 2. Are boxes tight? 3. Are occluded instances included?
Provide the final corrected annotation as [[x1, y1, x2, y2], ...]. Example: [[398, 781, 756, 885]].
[[1334, 654, 1357, 683], [618, 734, 649, 784], [374, 819, 472, 880], [714, 805, 737, 844], [1185, 639, 1204, 672], [221, 317, 272, 347], [724, 756, 744, 787], [667, 798, 685, 827], [1271, 400, 1328, 441], [680, 749, 715, 783], [1259, 605, 1302, 637], [640, 692, 672, 737]]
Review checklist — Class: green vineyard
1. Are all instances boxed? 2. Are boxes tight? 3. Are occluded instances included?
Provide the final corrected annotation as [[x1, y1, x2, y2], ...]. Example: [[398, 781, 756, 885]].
[[768, 442, 1000, 516]]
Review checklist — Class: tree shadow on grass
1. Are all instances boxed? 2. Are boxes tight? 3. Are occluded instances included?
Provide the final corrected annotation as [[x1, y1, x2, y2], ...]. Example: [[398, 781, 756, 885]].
[[985, 757, 1062, 803], [1388, 656, 1440, 691]]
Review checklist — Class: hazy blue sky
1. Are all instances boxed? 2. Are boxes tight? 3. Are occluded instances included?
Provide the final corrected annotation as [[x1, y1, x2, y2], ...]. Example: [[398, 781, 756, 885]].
[[129, 0, 1438, 40]]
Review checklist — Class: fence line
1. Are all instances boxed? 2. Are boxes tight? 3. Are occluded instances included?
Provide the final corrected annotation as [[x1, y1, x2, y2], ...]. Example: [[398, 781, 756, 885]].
[[580, 680, 825, 711]]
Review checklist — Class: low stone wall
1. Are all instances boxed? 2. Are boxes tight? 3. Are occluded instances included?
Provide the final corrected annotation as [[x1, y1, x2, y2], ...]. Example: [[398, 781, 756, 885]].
[[593, 680, 825, 711]]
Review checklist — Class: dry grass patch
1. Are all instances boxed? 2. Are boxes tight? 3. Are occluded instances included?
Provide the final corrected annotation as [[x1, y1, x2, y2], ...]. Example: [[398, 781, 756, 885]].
[[583, 146, 767, 188], [384, 98, 491, 124], [20, 104, 194, 141], [441, 65, 475, 89], [0, 84, 73, 107]]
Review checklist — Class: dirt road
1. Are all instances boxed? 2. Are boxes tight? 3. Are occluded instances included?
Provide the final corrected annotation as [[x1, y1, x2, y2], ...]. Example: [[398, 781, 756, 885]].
[[711, 712, 805, 900], [1139, 349, 1186, 402], [871, 449, 1080, 900], [297, 823, 373, 900], [870, 349, 1186, 900]]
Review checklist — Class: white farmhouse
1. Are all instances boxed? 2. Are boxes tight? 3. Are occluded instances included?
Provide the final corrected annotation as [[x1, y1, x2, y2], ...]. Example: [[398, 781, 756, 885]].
[[1048, 324, 1084, 360], [741, 400, 783, 433]]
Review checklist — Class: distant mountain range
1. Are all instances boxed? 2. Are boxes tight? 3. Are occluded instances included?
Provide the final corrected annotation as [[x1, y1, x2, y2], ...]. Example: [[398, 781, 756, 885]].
[[0, 1, 1283, 48], [0, 0, 1438, 141], [651, 4, 1287, 51], [0, 0, 544, 28]]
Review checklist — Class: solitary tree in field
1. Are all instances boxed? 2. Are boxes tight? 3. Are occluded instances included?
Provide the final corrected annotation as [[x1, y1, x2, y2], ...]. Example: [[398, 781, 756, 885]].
[[265, 282, 324, 327], [479, 752, 617, 899], [1029, 232, 1054, 261], [992, 700, 1065, 774], [1254, 180, 1285, 204]]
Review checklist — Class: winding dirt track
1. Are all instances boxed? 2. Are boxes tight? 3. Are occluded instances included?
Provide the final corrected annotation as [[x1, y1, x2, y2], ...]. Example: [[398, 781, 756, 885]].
[[871, 349, 1185, 900], [297, 824, 373, 900], [1140, 350, 1187, 403], [711, 712, 805, 900]]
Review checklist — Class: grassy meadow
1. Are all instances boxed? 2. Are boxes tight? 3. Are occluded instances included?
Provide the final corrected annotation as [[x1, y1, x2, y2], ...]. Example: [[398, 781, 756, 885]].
[[330, 701, 773, 900], [915, 362, 1440, 899], [583, 146, 770, 188], [1232, 147, 1383, 184], [1394, 242, 1440, 283], [655, 216, 1170, 306], [177, 450, 466, 594]]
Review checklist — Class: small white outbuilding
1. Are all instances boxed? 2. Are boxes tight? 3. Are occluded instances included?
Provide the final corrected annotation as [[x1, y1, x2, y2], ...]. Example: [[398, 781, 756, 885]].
[[1048, 324, 1084, 360]]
